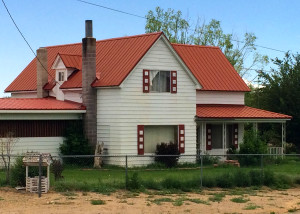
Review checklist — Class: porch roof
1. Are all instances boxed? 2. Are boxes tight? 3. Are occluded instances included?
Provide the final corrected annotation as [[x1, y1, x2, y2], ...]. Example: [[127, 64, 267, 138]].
[[0, 97, 86, 111], [196, 104, 292, 120]]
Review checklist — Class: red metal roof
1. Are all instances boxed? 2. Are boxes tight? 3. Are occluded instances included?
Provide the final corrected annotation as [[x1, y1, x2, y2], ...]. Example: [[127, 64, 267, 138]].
[[172, 44, 250, 92], [5, 32, 162, 92], [0, 97, 86, 110], [196, 104, 292, 119], [59, 53, 82, 69]]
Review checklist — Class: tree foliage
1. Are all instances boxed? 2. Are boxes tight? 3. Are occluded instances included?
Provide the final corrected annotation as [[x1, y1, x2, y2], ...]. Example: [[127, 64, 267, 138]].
[[254, 53, 300, 150], [145, 7, 268, 75], [246, 53, 300, 150]]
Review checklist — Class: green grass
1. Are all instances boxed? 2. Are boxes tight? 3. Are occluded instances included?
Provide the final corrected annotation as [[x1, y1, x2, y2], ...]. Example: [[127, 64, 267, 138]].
[[244, 203, 262, 210], [90, 199, 106, 205], [288, 208, 300, 213], [208, 193, 226, 202], [2, 156, 300, 192], [151, 197, 174, 205], [230, 197, 250, 203]]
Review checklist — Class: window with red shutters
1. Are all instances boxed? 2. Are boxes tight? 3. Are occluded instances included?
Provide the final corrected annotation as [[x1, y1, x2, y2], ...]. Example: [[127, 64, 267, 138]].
[[233, 124, 239, 149], [178, 124, 185, 153], [137, 125, 145, 155], [206, 124, 212, 150], [143, 70, 150, 93], [143, 70, 177, 93], [171, 71, 177, 93]]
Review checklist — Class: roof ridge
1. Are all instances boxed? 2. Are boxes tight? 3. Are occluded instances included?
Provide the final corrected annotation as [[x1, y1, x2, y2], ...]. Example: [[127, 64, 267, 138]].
[[59, 53, 82, 57], [172, 43, 220, 49], [46, 32, 163, 49]]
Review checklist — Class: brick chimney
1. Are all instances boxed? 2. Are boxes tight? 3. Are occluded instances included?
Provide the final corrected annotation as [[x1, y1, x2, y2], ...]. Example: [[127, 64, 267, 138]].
[[82, 20, 97, 148], [36, 47, 48, 98]]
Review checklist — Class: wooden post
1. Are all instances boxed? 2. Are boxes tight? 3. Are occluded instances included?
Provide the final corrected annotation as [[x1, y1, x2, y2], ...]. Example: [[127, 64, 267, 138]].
[[38, 154, 42, 198]]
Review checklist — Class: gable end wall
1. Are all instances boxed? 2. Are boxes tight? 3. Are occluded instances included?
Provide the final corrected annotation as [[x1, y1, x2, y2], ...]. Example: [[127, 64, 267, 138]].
[[97, 38, 197, 159]]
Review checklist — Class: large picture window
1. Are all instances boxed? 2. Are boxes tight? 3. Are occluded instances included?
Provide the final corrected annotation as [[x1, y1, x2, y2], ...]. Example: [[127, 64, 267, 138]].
[[144, 125, 177, 153], [150, 71, 171, 92]]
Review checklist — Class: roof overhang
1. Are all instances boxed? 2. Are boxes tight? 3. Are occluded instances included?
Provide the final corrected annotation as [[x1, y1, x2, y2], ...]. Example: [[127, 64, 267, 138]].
[[196, 104, 292, 123]]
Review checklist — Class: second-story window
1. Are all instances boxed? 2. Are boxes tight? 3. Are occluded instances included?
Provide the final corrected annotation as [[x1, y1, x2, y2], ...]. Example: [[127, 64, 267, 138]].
[[58, 71, 65, 82], [150, 71, 170, 92]]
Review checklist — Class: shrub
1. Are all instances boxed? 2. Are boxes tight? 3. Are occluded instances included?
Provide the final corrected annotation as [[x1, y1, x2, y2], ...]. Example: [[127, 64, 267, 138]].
[[238, 129, 267, 166], [59, 122, 93, 166], [51, 159, 64, 181], [10, 156, 26, 187], [200, 153, 220, 166], [155, 142, 180, 168], [10, 156, 47, 187], [127, 172, 142, 190]]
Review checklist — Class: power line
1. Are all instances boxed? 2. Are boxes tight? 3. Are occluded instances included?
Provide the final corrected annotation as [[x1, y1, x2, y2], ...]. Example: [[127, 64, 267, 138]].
[[1, 0, 59, 86], [231, 39, 286, 53], [77, 0, 146, 19], [77, 0, 290, 54]]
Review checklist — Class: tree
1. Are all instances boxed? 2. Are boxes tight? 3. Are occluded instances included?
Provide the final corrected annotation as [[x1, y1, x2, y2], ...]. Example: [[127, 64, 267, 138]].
[[0, 132, 18, 184], [255, 53, 300, 150], [145, 7, 268, 76]]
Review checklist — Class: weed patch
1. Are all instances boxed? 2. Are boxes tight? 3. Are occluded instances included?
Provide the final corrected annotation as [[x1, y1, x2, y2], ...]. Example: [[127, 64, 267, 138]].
[[230, 197, 250, 203], [244, 203, 262, 210], [151, 197, 174, 205], [208, 193, 225, 202], [90, 199, 106, 205]]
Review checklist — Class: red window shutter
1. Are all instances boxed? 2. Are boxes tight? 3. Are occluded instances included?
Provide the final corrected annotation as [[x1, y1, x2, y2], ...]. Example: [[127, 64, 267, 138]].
[[178, 124, 185, 153], [143, 70, 150, 93], [233, 124, 238, 149], [171, 71, 177, 93], [137, 125, 144, 155], [206, 124, 212, 150]]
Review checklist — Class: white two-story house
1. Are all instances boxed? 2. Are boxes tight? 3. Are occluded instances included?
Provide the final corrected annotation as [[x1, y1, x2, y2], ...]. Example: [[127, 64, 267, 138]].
[[0, 21, 291, 164]]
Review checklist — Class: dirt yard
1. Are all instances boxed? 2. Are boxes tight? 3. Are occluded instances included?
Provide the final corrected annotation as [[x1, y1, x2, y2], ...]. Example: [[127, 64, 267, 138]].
[[0, 187, 300, 214]]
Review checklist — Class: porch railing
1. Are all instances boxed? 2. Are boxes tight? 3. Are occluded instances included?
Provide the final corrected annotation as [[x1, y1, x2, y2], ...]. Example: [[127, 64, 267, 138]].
[[268, 146, 283, 156]]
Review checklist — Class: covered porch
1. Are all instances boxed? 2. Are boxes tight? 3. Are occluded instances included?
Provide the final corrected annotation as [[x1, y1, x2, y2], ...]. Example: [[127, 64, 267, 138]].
[[195, 104, 292, 156]]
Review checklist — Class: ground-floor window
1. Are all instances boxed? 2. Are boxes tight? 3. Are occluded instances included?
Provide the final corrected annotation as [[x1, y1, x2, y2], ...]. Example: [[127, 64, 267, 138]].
[[144, 125, 178, 153]]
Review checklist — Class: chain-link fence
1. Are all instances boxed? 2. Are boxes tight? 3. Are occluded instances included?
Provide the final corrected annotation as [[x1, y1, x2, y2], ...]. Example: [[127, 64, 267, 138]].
[[1, 154, 300, 197]]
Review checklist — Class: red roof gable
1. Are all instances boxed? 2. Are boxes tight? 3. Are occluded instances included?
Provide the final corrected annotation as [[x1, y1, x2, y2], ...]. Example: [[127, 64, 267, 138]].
[[0, 97, 85, 110], [196, 104, 291, 119], [172, 44, 250, 92], [59, 53, 82, 69], [5, 32, 162, 92]]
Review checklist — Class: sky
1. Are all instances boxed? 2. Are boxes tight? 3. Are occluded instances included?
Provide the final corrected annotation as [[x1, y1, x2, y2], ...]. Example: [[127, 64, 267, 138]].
[[0, 0, 299, 97]]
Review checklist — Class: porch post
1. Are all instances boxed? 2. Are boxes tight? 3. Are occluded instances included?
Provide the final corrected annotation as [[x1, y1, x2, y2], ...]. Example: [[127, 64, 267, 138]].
[[282, 122, 286, 156], [202, 122, 206, 154], [222, 122, 226, 156], [253, 122, 258, 134]]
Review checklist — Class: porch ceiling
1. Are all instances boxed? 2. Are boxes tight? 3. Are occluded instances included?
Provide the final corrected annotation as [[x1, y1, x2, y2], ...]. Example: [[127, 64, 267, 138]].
[[196, 104, 292, 121]]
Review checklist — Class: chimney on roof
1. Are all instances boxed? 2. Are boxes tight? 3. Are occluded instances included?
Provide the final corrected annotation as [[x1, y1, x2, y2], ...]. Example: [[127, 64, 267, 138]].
[[82, 20, 97, 148], [36, 47, 48, 98]]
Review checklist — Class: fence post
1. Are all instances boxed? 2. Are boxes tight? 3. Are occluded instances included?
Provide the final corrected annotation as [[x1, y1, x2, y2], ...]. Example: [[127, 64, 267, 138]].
[[38, 154, 42, 198], [125, 155, 128, 190], [260, 154, 264, 183], [200, 154, 203, 188]]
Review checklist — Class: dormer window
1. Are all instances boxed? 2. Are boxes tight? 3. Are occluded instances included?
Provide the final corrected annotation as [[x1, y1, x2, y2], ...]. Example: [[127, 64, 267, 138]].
[[58, 71, 65, 82]]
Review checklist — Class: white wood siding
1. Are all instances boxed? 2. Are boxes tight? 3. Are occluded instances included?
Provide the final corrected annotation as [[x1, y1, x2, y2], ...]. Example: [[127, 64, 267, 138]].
[[196, 91, 245, 105], [13, 137, 63, 156], [97, 38, 197, 159], [64, 91, 82, 103], [11, 92, 37, 98], [0, 137, 63, 167]]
